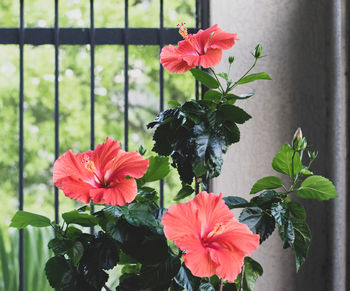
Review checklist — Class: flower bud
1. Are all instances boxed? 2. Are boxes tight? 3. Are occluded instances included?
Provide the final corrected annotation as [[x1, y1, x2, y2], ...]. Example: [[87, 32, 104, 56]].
[[292, 128, 306, 150], [253, 44, 263, 59], [228, 56, 235, 64], [308, 151, 318, 161]]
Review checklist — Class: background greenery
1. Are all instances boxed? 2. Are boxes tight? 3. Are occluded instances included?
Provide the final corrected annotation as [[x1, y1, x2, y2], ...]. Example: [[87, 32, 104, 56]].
[[0, 0, 196, 289]]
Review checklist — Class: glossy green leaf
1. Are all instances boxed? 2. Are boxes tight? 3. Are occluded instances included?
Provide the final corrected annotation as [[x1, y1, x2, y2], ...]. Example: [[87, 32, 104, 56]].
[[142, 156, 171, 183], [250, 176, 284, 194], [218, 104, 251, 124], [223, 196, 248, 209], [175, 184, 194, 201], [295, 175, 338, 200], [250, 190, 281, 208], [62, 210, 98, 227], [190, 68, 220, 89], [199, 282, 216, 291], [204, 90, 222, 102], [239, 207, 275, 243], [235, 257, 263, 291], [290, 218, 312, 271], [272, 144, 302, 177], [175, 264, 201, 291], [10, 211, 51, 229], [287, 201, 306, 221], [48, 238, 73, 256], [67, 241, 84, 266], [45, 256, 71, 288], [237, 72, 272, 85]]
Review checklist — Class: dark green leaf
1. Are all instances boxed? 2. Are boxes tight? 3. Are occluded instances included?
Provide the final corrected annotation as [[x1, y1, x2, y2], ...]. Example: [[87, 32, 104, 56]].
[[175, 264, 201, 291], [217, 72, 230, 81], [226, 92, 254, 100], [45, 256, 71, 288], [48, 238, 74, 256], [251, 190, 281, 208], [223, 196, 248, 209], [199, 282, 216, 291], [140, 256, 181, 289], [10, 211, 51, 229], [67, 241, 84, 266], [270, 203, 294, 248], [222, 121, 240, 145], [287, 201, 306, 221], [234, 257, 263, 291], [272, 144, 302, 177], [142, 156, 171, 183], [295, 175, 338, 200], [175, 184, 194, 201], [66, 226, 83, 240], [218, 104, 251, 124], [290, 218, 311, 271], [237, 72, 272, 85], [125, 203, 158, 228], [62, 210, 98, 227], [250, 176, 284, 194], [239, 207, 275, 243], [204, 90, 222, 102], [190, 68, 220, 89]]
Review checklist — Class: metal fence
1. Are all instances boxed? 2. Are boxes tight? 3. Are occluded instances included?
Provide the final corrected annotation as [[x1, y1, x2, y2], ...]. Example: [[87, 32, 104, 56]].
[[0, 0, 209, 289]]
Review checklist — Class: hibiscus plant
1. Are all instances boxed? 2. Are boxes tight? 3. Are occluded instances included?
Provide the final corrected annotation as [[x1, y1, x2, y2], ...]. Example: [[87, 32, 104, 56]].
[[10, 24, 338, 291]]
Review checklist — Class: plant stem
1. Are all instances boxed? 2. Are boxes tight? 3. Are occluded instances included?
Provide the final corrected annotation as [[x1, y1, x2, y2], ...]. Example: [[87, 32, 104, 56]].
[[209, 67, 225, 94], [103, 285, 112, 291], [240, 263, 245, 291], [230, 58, 258, 90], [219, 278, 224, 291]]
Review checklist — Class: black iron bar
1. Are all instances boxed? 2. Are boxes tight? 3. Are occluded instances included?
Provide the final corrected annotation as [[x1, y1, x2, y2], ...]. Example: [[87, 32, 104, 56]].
[[89, 0, 95, 231], [124, 0, 129, 151], [54, 0, 59, 229], [18, 0, 24, 290], [159, 0, 164, 208]]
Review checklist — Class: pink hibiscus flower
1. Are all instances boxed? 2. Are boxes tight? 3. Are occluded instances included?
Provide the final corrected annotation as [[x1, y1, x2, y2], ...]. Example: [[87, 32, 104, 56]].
[[160, 24, 238, 73], [161, 191, 259, 282], [53, 137, 149, 206]]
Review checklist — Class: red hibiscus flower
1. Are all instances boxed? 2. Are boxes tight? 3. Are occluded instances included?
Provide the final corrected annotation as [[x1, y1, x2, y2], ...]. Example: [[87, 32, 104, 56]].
[[53, 137, 148, 206], [160, 24, 238, 73], [161, 192, 259, 282]]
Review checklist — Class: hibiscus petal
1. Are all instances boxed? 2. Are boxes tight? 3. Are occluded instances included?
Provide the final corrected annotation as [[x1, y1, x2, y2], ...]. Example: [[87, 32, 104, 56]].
[[194, 192, 234, 236], [209, 29, 239, 50], [161, 201, 202, 245], [199, 49, 223, 68], [90, 177, 137, 206], [55, 176, 92, 204], [108, 150, 148, 180], [53, 150, 93, 184], [160, 45, 193, 73], [182, 237, 217, 278], [93, 137, 121, 174], [208, 246, 245, 282]]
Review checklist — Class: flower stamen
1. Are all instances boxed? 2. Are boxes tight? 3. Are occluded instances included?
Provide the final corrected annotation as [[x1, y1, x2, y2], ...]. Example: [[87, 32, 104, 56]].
[[177, 22, 188, 39]]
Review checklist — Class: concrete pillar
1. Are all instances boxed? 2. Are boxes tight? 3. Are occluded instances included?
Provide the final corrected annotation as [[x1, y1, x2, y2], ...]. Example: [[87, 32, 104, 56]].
[[211, 1, 347, 290]]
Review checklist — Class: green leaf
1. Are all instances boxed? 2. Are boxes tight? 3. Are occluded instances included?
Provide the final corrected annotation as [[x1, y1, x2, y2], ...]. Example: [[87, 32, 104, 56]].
[[235, 257, 263, 291], [124, 203, 158, 228], [175, 184, 194, 201], [67, 241, 84, 266], [237, 72, 272, 85], [290, 218, 311, 271], [168, 100, 181, 106], [62, 210, 98, 227], [10, 211, 51, 229], [295, 175, 338, 200], [217, 72, 230, 81], [48, 238, 73, 256], [250, 176, 284, 194], [175, 264, 201, 291], [45, 256, 71, 288], [271, 203, 294, 248], [239, 207, 275, 243], [139, 256, 181, 289], [226, 92, 254, 100], [250, 190, 281, 208], [272, 144, 302, 177], [218, 104, 251, 124], [190, 68, 220, 89], [204, 90, 222, 102], [287, 201, 306, 221], [142, 155, 171, 183], [223, 196, 248, 209], [199, 282, 216, 291], [301, 168, 313, 175]]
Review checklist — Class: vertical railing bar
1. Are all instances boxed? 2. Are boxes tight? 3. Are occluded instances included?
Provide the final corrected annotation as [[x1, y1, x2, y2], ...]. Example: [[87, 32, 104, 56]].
[[18, 0, 24, 290], [159, 0, 164, 208], [194, 0, 200, 195], [124, 0, 129, 151], [89, 0, 95, 232], [54, 0, 60, 230]]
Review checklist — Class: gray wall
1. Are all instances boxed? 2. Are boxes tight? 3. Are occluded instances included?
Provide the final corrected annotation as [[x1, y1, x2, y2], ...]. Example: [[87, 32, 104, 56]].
[[211, 1, 347, 290]]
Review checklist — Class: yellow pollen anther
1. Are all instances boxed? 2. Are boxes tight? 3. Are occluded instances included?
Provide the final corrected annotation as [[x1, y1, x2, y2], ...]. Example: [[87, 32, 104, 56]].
[[207, 222, 225, 238], [82, 155, 96, 173], [177, 22, 188, 39]]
